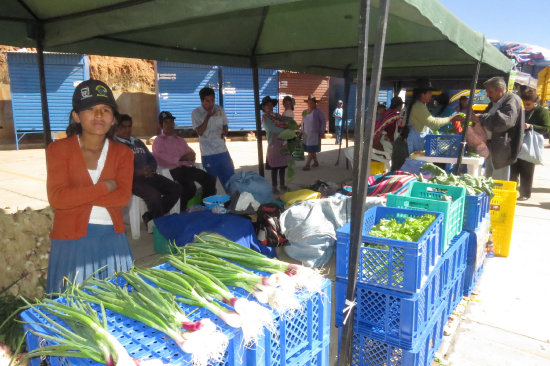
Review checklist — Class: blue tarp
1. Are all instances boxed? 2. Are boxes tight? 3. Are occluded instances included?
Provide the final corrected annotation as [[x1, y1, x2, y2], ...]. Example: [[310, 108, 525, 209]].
[[154, 211, 276, 258]]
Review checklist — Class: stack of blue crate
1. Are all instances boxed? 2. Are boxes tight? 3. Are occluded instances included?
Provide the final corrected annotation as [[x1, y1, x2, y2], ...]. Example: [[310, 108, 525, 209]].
[[462, 192, 491, 296], [334, 206, 470, 366]]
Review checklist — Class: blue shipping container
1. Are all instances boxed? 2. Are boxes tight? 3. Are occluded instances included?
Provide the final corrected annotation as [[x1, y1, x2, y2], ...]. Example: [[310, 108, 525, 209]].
[[7, 52, 90, 149], [221, 67, 278, 130], [156, 62, 220, 128], [156, 62, 278, 131]]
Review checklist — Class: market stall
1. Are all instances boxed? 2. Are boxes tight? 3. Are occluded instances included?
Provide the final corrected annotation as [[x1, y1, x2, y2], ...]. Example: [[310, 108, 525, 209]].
[[0, 0, 516, 365]]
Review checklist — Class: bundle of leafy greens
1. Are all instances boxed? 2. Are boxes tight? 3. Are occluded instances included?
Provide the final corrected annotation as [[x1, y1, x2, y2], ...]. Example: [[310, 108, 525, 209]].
[[368, 214, 437, 242], [419, 163, 495, 198]]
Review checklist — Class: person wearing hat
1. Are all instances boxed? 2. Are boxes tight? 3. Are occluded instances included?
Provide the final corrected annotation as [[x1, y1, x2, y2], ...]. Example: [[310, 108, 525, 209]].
[[152, 111, 217, 210], [191, 87, 235, 191], [332, 100, 344, 144], [301, 95, 326, 170], [260, 96, 290, 193], [45, 79, 135, 293], [374, 96, 404, 148], [405, 80, 464, 154], [115, 114, 182, 230]]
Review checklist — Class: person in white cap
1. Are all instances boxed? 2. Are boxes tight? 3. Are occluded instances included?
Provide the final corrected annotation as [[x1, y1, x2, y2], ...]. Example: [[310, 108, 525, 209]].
[[333, 100, 344, 144]]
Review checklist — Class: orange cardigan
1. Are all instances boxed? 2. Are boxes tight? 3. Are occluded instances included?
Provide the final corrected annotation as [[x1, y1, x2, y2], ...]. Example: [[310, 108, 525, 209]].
[[46, 136, 134, 240]]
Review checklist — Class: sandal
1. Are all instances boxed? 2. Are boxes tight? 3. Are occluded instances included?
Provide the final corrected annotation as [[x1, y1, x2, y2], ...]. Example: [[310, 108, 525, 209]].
[[313, 162, 319, 167], [302, 166, 311, 171]]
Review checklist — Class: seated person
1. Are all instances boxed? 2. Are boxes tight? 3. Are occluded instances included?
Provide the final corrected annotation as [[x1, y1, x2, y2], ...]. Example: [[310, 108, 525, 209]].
[[115, 114, 182, 230], [153, 111, 217, 209]]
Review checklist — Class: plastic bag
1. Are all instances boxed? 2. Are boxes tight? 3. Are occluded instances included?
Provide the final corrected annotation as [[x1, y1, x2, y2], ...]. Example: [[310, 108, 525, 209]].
[[227, 171, 273, 204], [466, 123, 489, 158], [280, 189, 321, 207], [518, 127, 544, 165]]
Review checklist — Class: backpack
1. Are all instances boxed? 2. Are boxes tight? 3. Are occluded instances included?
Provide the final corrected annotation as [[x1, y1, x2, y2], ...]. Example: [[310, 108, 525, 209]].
[[255, 203, 288, 247]]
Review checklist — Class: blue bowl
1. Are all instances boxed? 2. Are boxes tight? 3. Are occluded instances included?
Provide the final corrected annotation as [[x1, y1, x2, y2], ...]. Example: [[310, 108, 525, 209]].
[[203, 195, 230, 209]]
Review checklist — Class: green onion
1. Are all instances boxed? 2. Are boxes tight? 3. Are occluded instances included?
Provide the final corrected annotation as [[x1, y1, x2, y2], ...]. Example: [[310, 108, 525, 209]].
[[76, 273, 228, 366], [186, 233, 325, 293], [16, 296, 169, 366]]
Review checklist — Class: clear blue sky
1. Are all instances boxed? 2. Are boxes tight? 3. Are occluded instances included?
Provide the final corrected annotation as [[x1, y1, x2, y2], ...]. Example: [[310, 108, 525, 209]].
[[439, 0, 550, 50]]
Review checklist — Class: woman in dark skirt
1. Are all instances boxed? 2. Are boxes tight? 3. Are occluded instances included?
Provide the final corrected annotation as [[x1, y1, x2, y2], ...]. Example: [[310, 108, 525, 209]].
[[301, 95, 326, 170], [45, 79, 135, 294]]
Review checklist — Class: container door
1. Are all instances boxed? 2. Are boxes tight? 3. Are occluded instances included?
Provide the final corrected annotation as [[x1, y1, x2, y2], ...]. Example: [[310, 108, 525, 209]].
[[156, 62, 219, 128]]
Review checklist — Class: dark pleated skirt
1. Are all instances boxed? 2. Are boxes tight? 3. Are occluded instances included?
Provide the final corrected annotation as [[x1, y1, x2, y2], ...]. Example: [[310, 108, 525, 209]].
[[46, 224, 134, 294]]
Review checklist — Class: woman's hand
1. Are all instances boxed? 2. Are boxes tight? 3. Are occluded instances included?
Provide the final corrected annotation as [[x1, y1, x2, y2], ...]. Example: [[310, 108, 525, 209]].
[[103, 179, 117, 193], [450, 114, 465, 123], [525, 123, 531, 130]]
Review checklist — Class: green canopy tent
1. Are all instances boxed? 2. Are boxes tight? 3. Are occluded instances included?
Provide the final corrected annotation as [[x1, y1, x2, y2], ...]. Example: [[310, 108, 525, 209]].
[[1, 0, 511, 144], [0, 1, 513, 362]]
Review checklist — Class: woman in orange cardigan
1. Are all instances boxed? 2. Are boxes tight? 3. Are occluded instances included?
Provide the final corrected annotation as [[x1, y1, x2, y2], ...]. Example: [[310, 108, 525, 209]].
[[46, 79, 134, 294]]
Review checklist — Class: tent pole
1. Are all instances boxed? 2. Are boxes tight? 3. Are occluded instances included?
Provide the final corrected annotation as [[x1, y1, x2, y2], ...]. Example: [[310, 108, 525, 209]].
[[339, 0, 390, 363], [36, 25, 52, 148], [252, 58, 265, 177], [455, 37, 485, 174]]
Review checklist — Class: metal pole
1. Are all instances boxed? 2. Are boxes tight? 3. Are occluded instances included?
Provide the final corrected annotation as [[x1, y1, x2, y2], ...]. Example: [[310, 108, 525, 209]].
[[455, 37, 485, 174], [252, 58, 265, 177], [36, 25, 52, 148], [339, 0, 390, 363]]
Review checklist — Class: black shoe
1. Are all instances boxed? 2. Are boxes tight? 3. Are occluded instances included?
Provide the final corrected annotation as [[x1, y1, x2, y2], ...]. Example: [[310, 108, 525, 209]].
[[517, 196, 529, 201]]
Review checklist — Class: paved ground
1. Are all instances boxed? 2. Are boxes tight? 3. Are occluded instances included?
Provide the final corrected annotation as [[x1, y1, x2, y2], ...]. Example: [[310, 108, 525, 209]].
[[1, 138, 549, 365]]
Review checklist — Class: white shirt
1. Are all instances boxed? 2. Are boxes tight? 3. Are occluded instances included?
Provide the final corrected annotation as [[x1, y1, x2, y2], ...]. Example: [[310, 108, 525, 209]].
[[84, 138, 113, 225], [191, 105, 229, 156], [282, 110, 294, 118]]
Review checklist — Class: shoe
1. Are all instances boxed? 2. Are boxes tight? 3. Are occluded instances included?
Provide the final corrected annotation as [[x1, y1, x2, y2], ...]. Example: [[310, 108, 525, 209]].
[[280, 185, 289, 192], [272, 187, 280, 195], [517, 196, 529, 201], [313, 161, 319, 167], [302, 166, 311, 171]]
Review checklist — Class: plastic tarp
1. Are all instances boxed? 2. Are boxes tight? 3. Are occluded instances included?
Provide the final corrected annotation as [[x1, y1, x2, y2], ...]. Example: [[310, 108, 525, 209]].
[[280, 196, 385, 267], [154, 211, 276, 258], [0, 0, 512, 82]]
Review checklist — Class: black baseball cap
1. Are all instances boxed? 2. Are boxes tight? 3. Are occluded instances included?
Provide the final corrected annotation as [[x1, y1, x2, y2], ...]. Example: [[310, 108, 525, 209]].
[[72, 79, 117, 112], [158, 111, 176, 122]]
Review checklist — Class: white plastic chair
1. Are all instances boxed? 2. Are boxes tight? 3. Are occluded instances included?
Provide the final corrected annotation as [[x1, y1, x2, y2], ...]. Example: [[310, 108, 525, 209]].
[[126, 168, 181, 240], [128, 194, 148, 240]]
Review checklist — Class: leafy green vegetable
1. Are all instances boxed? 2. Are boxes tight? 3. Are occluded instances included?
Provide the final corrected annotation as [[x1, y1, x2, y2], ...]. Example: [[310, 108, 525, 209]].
[[368, 214, 437, 242], [419, 163, 495, 198]]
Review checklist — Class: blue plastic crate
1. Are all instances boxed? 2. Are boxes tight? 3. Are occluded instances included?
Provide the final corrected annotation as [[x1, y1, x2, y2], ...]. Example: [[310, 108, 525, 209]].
[[441, 232, 469, 293], [22, 264, 332, 366], [334, 254, 445, 349], [463, 193, 490, 231], [425, 134, 462, 158], [444, 268, 466, 320], [463, 254, 486, 297], [387, 182, 466, 253], [246, 279, 331, 366], [337, 300, 447, 366], [336, 206, 443, 294]]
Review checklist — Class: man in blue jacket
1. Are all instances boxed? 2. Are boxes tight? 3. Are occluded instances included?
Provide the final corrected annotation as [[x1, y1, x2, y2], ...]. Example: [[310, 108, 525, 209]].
[[115, 114, 182, 229]]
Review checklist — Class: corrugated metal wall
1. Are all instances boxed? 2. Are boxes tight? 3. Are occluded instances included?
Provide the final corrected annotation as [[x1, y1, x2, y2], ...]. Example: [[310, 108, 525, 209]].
[[156, 63, 278, 131], [278, 72, 330, 131], [156, 62, 219, 128], [7, 52, 89, 144], [221, 67, 278, 130], [345, 85, 393, 130]]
